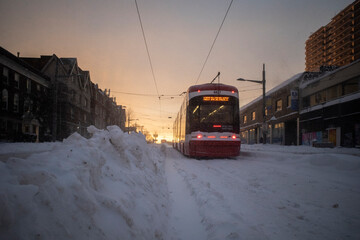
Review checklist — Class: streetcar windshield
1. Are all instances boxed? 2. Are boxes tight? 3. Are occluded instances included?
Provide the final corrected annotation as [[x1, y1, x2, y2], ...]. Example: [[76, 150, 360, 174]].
[[188, 96, 239, 133], [198, 105, 233, 124]]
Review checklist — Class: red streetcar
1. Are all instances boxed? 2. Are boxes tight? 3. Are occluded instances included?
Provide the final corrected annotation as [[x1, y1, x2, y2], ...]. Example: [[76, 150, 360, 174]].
[[173, 83, 241, 158]]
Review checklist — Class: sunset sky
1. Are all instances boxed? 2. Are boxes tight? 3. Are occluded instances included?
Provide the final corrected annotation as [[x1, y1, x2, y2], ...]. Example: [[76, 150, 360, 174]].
[[0, 0, 354, 140]]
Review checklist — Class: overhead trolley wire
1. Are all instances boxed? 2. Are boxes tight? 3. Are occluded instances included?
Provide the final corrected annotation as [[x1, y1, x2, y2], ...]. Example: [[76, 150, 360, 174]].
[[134, 0, 160, 98], [111, 90, 184, 98], [195, 0, 234, 84]]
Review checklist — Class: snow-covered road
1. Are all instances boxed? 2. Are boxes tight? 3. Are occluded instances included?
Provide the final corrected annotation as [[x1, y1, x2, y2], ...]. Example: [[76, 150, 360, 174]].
[[164, 144, 360, 240], [1, 128, 360, 240]]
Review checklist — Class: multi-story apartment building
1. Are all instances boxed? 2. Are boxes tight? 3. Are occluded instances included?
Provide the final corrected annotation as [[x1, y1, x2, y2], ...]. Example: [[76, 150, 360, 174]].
[[305, 0, 360, 72], [0, 47, 51, 142]]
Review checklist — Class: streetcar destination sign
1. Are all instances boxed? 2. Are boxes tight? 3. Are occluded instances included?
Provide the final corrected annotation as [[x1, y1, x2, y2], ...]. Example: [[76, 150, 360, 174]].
[[203, 96, 229, 101]]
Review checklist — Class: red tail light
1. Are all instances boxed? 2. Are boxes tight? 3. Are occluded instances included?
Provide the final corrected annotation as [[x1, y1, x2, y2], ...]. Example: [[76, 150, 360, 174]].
[[213, 125, 221, 128]]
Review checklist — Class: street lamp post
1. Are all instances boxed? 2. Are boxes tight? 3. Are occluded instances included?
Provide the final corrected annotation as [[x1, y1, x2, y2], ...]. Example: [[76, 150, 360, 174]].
[[237, 64, 266, 144]]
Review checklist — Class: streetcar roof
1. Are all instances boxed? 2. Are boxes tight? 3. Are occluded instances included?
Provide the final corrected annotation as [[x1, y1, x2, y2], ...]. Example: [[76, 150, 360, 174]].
[[188, 83, 238, 93]]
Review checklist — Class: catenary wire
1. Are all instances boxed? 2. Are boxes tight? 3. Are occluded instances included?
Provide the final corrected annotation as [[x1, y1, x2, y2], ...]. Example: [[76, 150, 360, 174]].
[[134, 0, 160, 98], [195, 0, 234, 84]]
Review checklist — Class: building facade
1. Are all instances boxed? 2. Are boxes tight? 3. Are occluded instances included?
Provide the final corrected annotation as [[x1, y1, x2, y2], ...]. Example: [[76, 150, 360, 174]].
[[0, 46, 126, 142], [305, 0, 360, 72], [90, 84, 126, 132], [0, 47, 52, 142], [22, 55, 93, 140], [240, 73, 303, 145], [240, 60, 360, 147], [22, 54, 127, 140], [300, 60, 360, 147]]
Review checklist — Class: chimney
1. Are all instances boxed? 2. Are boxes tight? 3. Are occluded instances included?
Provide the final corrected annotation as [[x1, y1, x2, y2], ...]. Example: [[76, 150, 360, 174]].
[[17, 52, 20, 58], [108, 89, 111, 96]]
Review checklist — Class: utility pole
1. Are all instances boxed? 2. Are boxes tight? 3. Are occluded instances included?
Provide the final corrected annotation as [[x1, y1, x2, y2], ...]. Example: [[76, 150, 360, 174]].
[[262, 64, 266, 144], [237, 63, 266, 144]]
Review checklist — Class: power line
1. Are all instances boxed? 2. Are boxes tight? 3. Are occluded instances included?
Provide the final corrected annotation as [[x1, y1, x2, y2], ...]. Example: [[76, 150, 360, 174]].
[[111, 90, 183, 98], [112, 90, 158, 97], [195, 0, 234, 84], [134, 0, 160, 98]]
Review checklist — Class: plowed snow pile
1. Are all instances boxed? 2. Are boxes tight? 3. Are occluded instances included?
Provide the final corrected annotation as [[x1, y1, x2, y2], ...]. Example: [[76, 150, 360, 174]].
[[0, 126, 169, 240]]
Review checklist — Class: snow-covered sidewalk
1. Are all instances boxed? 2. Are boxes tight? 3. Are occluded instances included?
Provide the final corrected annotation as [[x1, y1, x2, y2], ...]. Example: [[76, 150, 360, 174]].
[[165, 149, 207, 240]]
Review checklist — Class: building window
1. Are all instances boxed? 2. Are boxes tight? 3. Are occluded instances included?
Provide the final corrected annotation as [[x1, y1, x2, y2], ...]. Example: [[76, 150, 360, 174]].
[[2, 67, 9, 84], [70, 108, 74, 119], [26, 79, 31, 93], [276, 99, 282, 111], [14, 93, 19, 112], [23, 99, 32, 112], [287, 95, 291, 108], [243, 115, 247, 124], [326, 85, 340, 101], [84, 114, 87, 122], [0, 119, 7, 132], [24, 124, 30, 133], [14, 73, 20, 88], [36, 101, 40, 113], [37, 84, 41, 91], [343, 77, 360, 96], [251, 111, 256, 120], [1, 89, 8, 110]]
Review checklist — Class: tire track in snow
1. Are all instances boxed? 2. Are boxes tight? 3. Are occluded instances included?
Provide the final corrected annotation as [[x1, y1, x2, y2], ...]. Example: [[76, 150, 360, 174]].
[[165, 150, 207, 240]]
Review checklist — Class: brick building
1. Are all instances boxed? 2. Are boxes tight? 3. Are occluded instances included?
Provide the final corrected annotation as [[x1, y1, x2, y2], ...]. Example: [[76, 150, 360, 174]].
[[0, 47, 52, 142], [305, 0, 360, 71], [22, 54, 127, 140], [0, 46, 126, 142], [22, 55, 93, 140], [90, 84, 126, 132]]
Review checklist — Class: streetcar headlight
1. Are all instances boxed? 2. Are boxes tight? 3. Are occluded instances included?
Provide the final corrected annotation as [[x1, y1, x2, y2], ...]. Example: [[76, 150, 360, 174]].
[[232, 135, 237, 139], [197, 134, 203, 139]]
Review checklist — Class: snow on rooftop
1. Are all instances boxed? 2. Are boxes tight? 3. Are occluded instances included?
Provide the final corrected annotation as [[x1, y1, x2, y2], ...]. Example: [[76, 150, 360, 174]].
[[240, 72, 303, 111], [300, 59, 360, 89]]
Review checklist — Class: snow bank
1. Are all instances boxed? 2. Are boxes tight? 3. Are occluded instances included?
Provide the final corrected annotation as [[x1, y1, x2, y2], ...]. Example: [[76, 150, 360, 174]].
[[0, 126, 169, 240]]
